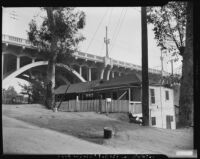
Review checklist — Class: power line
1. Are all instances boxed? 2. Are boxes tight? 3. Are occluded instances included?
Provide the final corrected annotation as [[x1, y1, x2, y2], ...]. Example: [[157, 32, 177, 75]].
[[100, 7, 124, 57], [85, 8, 110, 53], [107, 7, 113, 28], [110, 8, 124, 44], [100, 39, 105, 55], [99, 8, 113, 56], [110, 8, 127, 54]]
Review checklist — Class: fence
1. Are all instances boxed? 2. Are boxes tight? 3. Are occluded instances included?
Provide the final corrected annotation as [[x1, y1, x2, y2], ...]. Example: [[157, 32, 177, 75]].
[[57, 100, 130, 113], [57, 100, 142, 113]]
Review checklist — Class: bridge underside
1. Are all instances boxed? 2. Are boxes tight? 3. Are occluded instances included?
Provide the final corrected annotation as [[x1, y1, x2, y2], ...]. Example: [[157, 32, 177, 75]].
[[5, 65, 84, 89]]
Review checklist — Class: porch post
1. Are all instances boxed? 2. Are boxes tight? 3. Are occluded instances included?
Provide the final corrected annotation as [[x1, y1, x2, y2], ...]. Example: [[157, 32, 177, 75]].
[[76, 95, 79, 111], [128, 88, 131, 112]]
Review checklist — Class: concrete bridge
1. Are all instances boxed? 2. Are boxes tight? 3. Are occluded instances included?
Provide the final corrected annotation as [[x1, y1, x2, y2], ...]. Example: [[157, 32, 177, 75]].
[[2, 34, 169, 87]]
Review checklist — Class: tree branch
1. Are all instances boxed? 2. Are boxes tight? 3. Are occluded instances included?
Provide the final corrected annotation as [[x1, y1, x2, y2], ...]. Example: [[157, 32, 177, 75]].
[[166, 14, 180, 52], [171, 10, 184, 47]]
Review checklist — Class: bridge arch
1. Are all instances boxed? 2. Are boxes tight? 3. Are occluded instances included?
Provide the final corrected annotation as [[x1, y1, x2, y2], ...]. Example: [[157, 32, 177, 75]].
[[3, 61, 86, 85]]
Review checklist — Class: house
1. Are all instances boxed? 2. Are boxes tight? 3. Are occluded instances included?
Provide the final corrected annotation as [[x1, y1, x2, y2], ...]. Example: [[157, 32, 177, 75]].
[[55, 73, 177, 129]]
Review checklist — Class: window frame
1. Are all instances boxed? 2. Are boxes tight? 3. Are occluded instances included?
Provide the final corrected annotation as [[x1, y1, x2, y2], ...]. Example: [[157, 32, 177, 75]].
[[165, 90, 169, 100], [150, 88, 155, 104], [152, 117, 156, 125]]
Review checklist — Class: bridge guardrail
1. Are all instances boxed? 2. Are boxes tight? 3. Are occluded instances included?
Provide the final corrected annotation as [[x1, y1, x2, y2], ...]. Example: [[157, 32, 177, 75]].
[[2, 34, 32, 47]]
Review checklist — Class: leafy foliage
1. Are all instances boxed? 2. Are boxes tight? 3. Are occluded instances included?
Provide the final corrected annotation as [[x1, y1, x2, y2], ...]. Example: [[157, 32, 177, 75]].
[[162, 74, 181, 87], [19, 81, 46, 104], [2, 86, 18, 98], [28, 7, 86, 61], [147, 2, 187, 59]]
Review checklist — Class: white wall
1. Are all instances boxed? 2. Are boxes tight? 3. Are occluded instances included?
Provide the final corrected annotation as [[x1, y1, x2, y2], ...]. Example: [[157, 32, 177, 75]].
[[149, 86, 176, 129]]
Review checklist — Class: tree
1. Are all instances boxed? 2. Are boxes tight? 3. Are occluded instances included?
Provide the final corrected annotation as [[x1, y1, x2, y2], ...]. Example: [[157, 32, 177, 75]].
[[19, 80, 46, 104], [147, 2, 186, 59], [147, 2, 193, 126], [179, 2, 193, 127], [2, 86, 18, 104], [4, 86, 18, 98], [18, 83, 32, 104], [28, 7, 86, 109]]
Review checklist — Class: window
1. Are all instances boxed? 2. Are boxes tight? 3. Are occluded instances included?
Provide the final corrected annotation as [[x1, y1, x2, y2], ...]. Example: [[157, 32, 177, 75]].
[[152, 117, 156, 125], [165, 91, 169, 100], [170, 116, 173, 122], [150, 89, 155, 104]]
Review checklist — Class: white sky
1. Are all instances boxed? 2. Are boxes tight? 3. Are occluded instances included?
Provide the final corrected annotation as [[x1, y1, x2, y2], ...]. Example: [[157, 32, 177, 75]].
[[2, 7, 182, 93]]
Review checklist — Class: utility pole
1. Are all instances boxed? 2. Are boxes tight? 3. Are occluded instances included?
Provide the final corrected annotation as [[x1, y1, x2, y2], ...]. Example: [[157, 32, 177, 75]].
[[141, 7, 150, 126], [160, 49, 164, 128], [170, 59, 174, 75], [104, 26, 110, 58], [160, 49, 164, 77]]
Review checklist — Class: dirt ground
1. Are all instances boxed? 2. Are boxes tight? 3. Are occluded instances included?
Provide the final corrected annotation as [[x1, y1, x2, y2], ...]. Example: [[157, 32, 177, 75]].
[[2, 104, 194, 157], [3, 115, 132, 154]]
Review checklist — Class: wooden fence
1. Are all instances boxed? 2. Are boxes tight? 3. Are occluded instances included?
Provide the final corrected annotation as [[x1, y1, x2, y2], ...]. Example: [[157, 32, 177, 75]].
[[57, 100, 130, 113]]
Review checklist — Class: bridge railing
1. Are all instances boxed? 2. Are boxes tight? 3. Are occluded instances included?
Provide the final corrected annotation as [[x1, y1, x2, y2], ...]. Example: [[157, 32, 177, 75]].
[[73, 51, 104, 62], [2, 34, 168, 75], [2, 34, 33, 48]]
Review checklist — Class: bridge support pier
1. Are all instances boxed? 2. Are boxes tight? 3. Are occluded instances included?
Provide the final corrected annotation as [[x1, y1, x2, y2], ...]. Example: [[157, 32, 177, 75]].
[[100, 69, 104, 80], [106, 70, 111, 80], [88, 67, 91, 81], [112, 71, 114, 79], [16, 56, 20, 70], [79, 66, 82, 76]]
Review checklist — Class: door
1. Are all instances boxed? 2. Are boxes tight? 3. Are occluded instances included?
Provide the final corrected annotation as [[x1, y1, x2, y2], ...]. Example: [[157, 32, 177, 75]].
[[166, 115, 171, 129]]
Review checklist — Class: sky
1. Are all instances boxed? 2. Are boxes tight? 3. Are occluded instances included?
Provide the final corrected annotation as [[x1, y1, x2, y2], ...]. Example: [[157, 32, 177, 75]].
[[2, 7, 182, 93]]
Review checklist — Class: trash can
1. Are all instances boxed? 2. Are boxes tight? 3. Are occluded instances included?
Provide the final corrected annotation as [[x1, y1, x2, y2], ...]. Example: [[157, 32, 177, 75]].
[[104, 127, 112, 139], [53, 107, 57, 112]]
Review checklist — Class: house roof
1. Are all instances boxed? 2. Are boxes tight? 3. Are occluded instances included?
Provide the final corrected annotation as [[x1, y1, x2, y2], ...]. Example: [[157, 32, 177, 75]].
[[55, 80, 100, 95], [55, 72, 164, 95], [93, 73, 142, 90]]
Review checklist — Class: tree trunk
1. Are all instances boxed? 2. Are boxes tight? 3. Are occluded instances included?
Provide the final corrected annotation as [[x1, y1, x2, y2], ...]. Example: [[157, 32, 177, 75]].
[[179, 2, 193, 127], [141, 7, 150, 126], [46, 56, 56, 109], [45, 7, 58, 109]]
